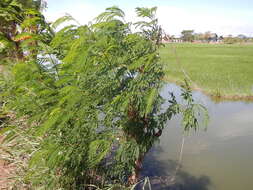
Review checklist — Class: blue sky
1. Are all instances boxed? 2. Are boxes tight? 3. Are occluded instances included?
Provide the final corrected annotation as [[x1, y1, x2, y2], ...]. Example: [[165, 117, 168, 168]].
[[44, 0, 253, 36]]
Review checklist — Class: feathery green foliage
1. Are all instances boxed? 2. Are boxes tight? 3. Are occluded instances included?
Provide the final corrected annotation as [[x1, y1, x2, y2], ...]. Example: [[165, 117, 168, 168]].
[[0, 5, 208, 189]]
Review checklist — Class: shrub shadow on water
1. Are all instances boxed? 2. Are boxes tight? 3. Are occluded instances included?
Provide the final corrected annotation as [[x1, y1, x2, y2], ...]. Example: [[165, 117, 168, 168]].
[[139, 147, 212, 190]]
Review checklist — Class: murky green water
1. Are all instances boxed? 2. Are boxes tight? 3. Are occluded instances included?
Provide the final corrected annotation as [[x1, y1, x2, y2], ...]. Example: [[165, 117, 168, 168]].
[[142, 83, 253, 190]]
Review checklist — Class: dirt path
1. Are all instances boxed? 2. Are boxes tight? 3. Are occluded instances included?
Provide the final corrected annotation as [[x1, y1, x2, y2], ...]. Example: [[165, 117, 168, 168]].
[[0, 136, 14, 190], [0, 160, 13, 189]]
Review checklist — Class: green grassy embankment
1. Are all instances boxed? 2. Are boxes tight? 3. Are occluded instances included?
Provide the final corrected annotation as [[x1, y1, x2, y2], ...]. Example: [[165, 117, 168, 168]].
[[160, 43, 253, 100]]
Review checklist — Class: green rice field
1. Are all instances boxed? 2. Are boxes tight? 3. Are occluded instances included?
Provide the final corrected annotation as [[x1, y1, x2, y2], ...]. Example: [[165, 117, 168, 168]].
[[160, 43, 253, 99]]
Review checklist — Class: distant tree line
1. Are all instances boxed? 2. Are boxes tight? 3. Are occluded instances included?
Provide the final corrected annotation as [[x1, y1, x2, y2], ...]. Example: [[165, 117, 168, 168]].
[[164, 30, 253, 44]]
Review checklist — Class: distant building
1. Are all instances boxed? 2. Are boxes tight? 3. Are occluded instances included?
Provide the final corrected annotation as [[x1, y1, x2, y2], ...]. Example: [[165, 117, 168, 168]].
[[237, 34, 247, 39], [163, 34, 183, 43], [208, 33, 218, 42], [163, 33, 225, 43], [218, 36, 224, 43]]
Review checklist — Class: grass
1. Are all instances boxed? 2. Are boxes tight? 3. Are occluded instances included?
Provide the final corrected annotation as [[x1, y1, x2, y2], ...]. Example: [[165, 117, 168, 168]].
[[160, 43, 253, 99]]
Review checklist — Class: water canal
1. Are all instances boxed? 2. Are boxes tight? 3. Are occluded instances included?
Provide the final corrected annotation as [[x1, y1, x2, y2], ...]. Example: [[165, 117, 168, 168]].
[[142, 83, 253, 190]]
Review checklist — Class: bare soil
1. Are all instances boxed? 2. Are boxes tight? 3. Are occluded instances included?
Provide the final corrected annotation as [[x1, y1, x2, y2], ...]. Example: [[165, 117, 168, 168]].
[[0, 136, 15, 190]]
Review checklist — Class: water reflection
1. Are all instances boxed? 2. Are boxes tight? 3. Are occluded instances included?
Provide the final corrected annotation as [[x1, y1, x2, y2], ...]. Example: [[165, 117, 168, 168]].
[[143, 83, 253, 190], [141, 147, 212, 190]]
